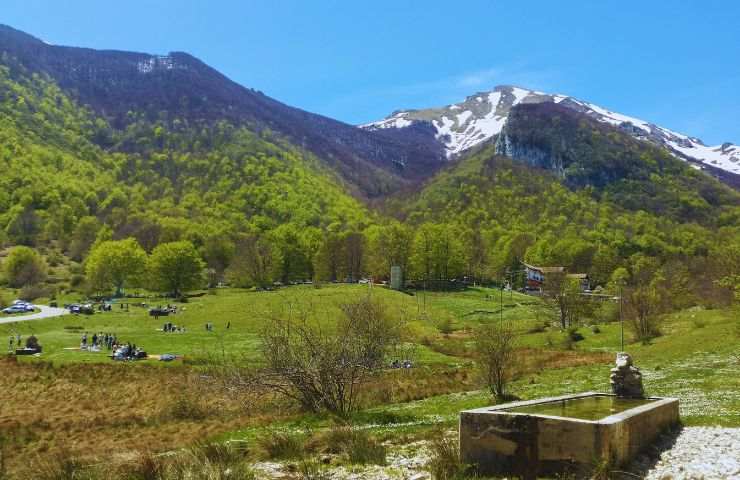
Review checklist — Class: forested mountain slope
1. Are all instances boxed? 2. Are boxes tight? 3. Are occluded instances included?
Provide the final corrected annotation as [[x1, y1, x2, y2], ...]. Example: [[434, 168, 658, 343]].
[[495, 103, 740, 224], [0, 59, 369, 257], [0, 24, 445, 197], [389, 144, 739, 289]]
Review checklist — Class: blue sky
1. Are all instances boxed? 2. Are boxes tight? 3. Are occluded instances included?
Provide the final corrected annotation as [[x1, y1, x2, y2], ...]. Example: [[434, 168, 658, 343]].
[[3, 0, 739, 144]]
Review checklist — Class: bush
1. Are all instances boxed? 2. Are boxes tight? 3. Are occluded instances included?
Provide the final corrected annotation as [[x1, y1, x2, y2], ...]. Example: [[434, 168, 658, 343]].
[[427, 435, 471, 480], [298, 458, 331, 480], [258, 430, 305, 459], [591, 325, 601, 334], [437, 317, 455, 336], [166, 396, 208, 421], [34, 449, 91, 480], [321, 427, 386, 465], [259, 296, 403, 416], [19, 284, 50, 301], [474, 322, 517, 400]]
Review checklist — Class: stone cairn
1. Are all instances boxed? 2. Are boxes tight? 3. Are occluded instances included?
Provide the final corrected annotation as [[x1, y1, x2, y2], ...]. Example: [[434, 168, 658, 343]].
[[610, 352, 644, 398]]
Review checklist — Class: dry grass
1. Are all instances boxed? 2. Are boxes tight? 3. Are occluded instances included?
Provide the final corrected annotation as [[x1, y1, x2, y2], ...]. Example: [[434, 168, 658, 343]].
[[0, 344, 609, 478], [0, 356, 251, 477]]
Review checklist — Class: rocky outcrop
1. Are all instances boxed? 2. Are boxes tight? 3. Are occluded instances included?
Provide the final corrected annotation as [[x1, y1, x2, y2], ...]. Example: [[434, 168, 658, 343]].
[[494, 126, 566, 178]]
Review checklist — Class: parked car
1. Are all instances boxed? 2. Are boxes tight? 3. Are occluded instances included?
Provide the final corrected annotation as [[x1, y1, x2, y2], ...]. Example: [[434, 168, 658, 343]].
[[3, 306, 26, 314], [22, 304, 36, 312]]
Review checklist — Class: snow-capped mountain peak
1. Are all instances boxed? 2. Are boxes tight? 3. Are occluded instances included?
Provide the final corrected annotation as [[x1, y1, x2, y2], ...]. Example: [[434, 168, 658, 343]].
[[361, 85, 740, 176]]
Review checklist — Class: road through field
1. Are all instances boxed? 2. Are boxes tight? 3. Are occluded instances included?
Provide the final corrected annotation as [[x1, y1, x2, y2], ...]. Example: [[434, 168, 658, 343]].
[[0, 305, 69, 325]]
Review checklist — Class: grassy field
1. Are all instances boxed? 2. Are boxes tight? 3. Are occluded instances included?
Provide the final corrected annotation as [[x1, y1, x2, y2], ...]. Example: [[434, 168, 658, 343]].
[[0, 284, 738, 478], [0, 285, 544, 365]]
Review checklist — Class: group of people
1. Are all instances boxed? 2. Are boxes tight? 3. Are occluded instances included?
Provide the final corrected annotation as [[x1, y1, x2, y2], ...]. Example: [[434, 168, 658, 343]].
[[112, 342, 146, 361], [80, 332, 117, 351], [390, 359, 414, 369], [162, 322, 186, 333]]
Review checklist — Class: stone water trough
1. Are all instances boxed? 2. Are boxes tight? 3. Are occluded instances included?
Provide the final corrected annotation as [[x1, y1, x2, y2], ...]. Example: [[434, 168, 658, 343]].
[[460, 391, 679, 478]]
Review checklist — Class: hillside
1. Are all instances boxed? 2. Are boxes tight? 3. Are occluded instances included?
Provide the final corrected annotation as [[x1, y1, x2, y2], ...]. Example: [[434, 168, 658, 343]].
[[388, 144, 739, 290], [0, 57, 369, 257], [495, 102, 740, 223], [0, 24, 446, 197]]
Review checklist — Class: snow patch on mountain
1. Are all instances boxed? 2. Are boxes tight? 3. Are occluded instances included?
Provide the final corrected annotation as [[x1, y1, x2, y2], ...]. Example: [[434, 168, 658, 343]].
[[362, 85, 740, 176]]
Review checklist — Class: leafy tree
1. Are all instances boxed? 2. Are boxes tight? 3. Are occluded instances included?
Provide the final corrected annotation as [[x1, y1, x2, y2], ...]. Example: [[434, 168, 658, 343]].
[[147, 241, 204, 296], [542, 271, 593, 328], [3, 246, 47, 288], [68, 216, 101, 261], [410, 224, 465, 282], [624, 256, 664, 342], [364, 222, 412, 280], [202, 234, 235, 284], [85, 238, 147, 295], [226, 234, 281, 288]]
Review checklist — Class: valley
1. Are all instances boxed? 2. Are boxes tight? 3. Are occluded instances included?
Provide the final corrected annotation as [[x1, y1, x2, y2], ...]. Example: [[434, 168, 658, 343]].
[[0, 18, 738, 480]]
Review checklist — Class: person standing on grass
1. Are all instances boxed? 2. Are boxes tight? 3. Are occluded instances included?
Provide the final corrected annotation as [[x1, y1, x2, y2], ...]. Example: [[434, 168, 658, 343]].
[[17, 334, 21, 347], [8, 336, 13, 352]]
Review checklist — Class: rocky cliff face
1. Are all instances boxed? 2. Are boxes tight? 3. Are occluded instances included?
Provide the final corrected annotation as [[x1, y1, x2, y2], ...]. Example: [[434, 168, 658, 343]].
[[494, 127, 565, 178]]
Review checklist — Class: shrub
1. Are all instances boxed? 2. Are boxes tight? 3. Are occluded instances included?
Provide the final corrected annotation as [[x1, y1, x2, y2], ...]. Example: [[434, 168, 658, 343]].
[[166, 395, 208, 421], [321, 427, 386, 465], [34, 449, 92, 480], [259, 296, 403, 416], [128, 451, 163, 480], [474, 322, 517, 400], [150, 442, 254, 480], [427, 435, 470, 480], [19, 284, 49, 301], [258, 430, 305, 459], [437, 317, 454, 336], [298, 458, 331, 480]]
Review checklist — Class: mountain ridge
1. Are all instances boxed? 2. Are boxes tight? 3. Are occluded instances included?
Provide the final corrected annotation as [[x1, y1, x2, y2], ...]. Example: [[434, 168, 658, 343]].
[[0, 23, 445, 198], [363, 84, 740, 183]]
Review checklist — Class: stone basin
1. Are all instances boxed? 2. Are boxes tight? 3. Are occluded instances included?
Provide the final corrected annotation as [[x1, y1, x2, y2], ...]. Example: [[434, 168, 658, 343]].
[[460, 391, 679, 479]]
